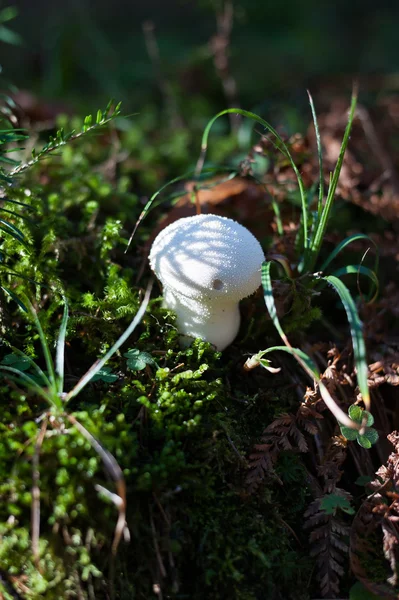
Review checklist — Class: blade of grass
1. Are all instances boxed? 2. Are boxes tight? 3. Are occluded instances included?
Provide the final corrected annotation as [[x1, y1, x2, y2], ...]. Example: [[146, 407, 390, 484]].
[[196, 108, 309, 251], [67, 414, 127, 555], [55, 300, 69, 394], [0, 285, 27, 311], [306, 85, 358, 271], [261, 260, 289, 342], [307, 90, 324, 219], [9, 346, 52, 390], [330, 264, 379, 303], [322, 274, 369, 410], [319, 233, 378, 273], [261, 261, 360, 428], [0, 365, 53, 403], [254, 346, 358, 428], [125, 166, 235, 252], [24, 299, 57, 395], [65, 280, 153, 402]]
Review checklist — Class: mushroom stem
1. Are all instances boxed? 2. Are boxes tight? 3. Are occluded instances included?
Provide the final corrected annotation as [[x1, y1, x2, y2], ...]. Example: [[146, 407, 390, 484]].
[[164, 287, 240, 351]]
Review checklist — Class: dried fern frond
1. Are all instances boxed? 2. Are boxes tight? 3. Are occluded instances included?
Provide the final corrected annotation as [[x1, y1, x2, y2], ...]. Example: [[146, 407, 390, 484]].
[[246, 402, 322, 493]]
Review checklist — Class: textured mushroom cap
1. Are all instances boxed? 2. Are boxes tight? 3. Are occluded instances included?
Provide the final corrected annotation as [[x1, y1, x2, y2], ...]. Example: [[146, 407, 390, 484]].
[[149, 214, 265, 302]]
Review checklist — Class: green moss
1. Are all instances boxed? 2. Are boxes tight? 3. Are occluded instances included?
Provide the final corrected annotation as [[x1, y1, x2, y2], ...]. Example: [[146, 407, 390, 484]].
[[0, 109, 314, 599]]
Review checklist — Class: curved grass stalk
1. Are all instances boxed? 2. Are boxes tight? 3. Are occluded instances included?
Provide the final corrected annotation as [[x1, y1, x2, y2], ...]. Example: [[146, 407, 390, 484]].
[[319, 233, 379, 273], [125, 166, 236, 252], [65, 279, 153, 402], [261, 261, 361, 429], [196, 108, 309, 251], [330, 264, 379, 303]]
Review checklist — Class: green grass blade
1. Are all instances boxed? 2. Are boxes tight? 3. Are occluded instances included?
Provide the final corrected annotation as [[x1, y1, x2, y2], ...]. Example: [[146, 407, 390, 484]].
[[319, 233, 378, 272], [65, 280, 153, 402], [307, 91, 324, 219], [55, 300, 69, 394], [330, 265, 379, 303], [3, 197, 34, 210], [0, 285, 27, 311], [323, 274, 369, 409], [9, 346, 52, 389], [0, 206, 36, 224], [25, 299, 57, 394], [196, 108, 309, 251], [0, 365, 52, 403], [306, 86, 358, 271], [261, 260, 287, 342], [125, 166, 234, 252]]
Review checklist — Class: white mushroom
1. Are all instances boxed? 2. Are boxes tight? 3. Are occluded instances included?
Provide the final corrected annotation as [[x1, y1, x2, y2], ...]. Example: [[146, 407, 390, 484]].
[[149, 214, 265, 350]]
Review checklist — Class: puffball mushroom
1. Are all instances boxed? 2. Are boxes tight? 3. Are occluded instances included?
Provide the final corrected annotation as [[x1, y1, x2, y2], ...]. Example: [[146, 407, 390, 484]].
[[149, 214, 265, 350]]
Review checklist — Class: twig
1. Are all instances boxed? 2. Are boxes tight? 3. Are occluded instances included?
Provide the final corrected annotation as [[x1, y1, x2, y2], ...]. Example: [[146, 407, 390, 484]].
[[31, 417, 48, 568], [210, 1, 240, 132], [142, 21, 183, 129], [357, 104, 399, 193]]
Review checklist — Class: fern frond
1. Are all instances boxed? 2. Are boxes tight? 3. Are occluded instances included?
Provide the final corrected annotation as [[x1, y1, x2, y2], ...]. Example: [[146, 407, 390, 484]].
[[10, 100, 122, 177]]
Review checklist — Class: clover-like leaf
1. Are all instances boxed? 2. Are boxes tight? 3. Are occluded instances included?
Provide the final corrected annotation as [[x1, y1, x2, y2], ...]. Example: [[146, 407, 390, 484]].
[[320, 493, 355, 516], [124, 348, 156, 371], [363, 410, 374, 427], [340, 405, 379, 450], [91, 367, 118, 383], [357, 428, 379, 449], [339, 426, 358, 441], [1, 353, 31, 372], [348, 404, 363, 423]]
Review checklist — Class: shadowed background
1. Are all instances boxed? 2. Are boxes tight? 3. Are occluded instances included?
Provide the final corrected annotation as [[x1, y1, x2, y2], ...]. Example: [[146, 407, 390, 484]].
[[1, 0, 398, 113]]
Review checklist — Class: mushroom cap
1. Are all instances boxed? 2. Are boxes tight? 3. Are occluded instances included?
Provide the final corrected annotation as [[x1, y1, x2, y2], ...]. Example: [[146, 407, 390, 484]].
[[149, 214, 265, 302]]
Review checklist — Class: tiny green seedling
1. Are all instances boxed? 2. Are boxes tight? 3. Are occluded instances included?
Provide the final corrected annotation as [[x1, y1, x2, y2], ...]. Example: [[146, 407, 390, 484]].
[[124, 348, 157, 371], [340, 405, 379, 449]]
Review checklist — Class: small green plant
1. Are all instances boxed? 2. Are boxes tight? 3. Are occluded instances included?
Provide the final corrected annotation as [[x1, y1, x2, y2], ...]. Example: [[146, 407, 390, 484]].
[[340, 404, 379, 449], [0, 284, 151, 562], [185, 88, 377, 434], [124, 347, 158, 371], [125, 87, 378, 433]]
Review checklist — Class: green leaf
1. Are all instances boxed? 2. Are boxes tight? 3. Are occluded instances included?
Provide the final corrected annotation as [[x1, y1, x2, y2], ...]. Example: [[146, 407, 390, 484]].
[[307, 91, 324, 219], [0, 285, 28, 311], [340, 426, 358, 441], [0, 6, 19, 24], [55, 300, 69, 394], [1, 353, 30, 371], [91, 367, 118, 383], [357, 435, 372, 449], [363, 410, 374, 427], [355, 475, 374, 486], [330, 265, 379, 303], [124, 348, 155, 371], [0, 24, 22, 45], [261, 261, 287, 341], [320, 493, 355, 515], [319, 233, 379, 272], [348, 404, 363, 423], [358, 428, 379, 448]]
